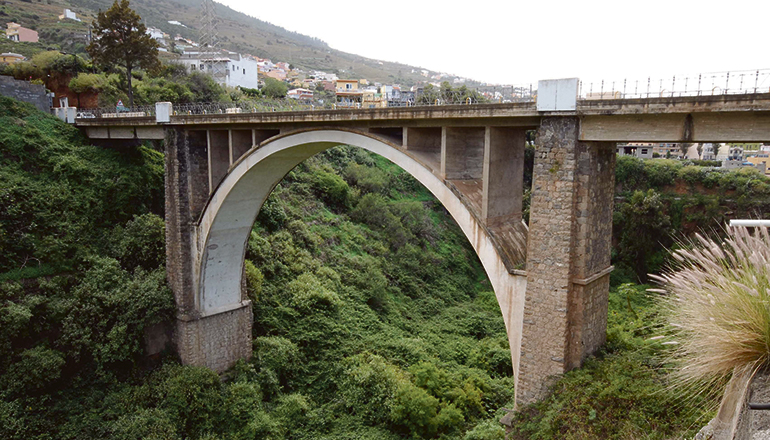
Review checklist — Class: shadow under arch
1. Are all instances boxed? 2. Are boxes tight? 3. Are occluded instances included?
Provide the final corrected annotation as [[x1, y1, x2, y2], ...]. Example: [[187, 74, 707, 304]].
[[195, 128, 527, 388]]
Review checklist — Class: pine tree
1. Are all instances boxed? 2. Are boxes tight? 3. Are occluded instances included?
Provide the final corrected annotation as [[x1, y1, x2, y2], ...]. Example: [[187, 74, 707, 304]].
[[87, 0, 160, 107]]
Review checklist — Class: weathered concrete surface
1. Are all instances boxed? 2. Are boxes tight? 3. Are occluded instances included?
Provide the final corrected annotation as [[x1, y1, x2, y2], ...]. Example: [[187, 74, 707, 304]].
[[230, 129, 252, 163], [698, 369, 770, 440], [696, 368, 754, 440], [190, 129, 527, 386], [442, 126, 485, 180], [208, 130, 229, 192], [482, 127, 525, 222]]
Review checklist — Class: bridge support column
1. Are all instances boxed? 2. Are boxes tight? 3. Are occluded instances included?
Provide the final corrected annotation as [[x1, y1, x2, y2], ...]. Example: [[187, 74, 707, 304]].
[[230, 129, 253, 164], [208, 130, 229, 192], [482, 127, 525, 222], [517, 117, 615, 405], [441, 127, 485, 180], [165, 127, 253, 373]]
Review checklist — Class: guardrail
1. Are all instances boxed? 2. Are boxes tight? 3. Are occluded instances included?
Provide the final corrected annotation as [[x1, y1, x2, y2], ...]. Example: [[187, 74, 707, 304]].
[[73, 68, 770, 120]]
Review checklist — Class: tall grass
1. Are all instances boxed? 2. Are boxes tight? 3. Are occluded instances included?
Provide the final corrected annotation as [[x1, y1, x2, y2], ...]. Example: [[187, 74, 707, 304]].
[[652, 226, 770, 388]]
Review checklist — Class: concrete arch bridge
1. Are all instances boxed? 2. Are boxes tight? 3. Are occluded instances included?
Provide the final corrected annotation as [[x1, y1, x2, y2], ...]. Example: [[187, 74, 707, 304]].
[[76, 91, 770, 405]]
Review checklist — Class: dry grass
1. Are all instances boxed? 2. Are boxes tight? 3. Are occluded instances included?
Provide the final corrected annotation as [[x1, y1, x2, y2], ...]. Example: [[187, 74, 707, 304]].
[[652, 226, 770, 388]]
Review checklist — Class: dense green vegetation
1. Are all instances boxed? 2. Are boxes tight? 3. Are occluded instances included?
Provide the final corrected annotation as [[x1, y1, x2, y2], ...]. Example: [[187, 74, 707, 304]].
[[7, 97, 770, 438], [0, 96, 514, 439], [612, 155, 770, 282]]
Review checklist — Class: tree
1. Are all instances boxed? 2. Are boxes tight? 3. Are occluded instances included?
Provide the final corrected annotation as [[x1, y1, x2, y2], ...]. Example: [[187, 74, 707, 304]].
[[87, 0, 160, 106], [262, 77, 288, 99], [614, 189, 672, 282], [69, 73, 106, 106], [678, 142, 693, 159]]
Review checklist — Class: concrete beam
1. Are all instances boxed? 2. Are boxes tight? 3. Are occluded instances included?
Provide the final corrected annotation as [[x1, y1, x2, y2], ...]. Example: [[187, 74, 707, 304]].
[[692, 112, 770, 142], [580, 114, 686, 142], [109, 127, 136, 139], [580, 111, 770, 142], [135, 126, 166, 140], [86, 127, 109, 139]]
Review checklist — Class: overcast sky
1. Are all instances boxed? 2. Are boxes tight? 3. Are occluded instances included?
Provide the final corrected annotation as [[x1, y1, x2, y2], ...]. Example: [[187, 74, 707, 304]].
[[217, 0, 769, 86]]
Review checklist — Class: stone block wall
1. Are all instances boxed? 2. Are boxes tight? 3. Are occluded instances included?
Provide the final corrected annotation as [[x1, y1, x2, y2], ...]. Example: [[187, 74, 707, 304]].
[[517, 116, 615, 405], [165, 127, 198, 315], [0, 75, 50, 112], [175, 303, 253, 372]]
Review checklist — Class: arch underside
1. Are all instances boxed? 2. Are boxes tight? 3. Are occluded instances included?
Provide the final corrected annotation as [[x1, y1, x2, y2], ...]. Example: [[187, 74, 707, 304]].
[[195, 129, 527, 385]]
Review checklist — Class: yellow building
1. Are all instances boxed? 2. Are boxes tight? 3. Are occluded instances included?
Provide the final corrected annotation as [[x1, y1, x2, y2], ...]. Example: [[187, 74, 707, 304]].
[[0, 52, 25, 63], [361, 90, 386, 109], [335, 79, 359, 92], [747, 156, 770, 176], [335, 80, 362, 108]]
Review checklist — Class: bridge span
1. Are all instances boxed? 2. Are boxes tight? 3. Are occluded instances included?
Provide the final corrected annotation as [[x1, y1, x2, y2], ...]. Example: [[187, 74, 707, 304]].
[[75, 91, 770, 406]]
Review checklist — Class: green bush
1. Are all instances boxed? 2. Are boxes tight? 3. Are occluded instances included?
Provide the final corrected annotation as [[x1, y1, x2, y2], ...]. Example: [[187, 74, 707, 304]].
[[464, 420, 506, 440], [137, 364, 226, 439], [60, 257, 174, 371], [111, 213, 165, 272], [312, 170, 349, 208], [2, 345, 65, 396], [244, 259, 264, 303]]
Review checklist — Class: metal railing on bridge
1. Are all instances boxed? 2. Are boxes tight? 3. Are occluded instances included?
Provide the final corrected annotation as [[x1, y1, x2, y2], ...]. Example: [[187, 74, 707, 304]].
[[72, 68, 770, 120], [579, 69, 770, 100]]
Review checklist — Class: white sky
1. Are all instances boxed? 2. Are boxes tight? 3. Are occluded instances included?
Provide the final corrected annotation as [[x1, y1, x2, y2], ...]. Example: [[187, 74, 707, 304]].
[[217, 0, 769, 86]]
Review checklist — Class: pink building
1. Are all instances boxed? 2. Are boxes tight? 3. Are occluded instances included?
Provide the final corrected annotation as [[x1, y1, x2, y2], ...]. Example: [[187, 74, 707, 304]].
[[6, 22, 39, 43]]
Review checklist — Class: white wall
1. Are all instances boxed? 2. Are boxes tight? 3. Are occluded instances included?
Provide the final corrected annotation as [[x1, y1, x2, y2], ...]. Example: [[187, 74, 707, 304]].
[[225, 57, 261, 89]]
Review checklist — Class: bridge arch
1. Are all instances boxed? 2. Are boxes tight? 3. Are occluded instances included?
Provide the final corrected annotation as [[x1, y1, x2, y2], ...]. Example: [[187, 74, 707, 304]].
[[193, 128, 527, 386]]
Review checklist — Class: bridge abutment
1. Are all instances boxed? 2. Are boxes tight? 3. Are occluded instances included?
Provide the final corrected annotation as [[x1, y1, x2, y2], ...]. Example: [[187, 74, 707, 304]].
[[517, 116, 615, 405], [165, 127, 253, 372]]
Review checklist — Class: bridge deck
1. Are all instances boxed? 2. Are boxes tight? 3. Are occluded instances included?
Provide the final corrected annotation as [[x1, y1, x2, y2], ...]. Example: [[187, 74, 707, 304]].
[[77, 93, 770, 143]]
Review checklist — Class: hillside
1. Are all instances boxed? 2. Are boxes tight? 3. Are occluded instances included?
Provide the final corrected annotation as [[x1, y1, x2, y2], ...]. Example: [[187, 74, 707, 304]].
[[1, 0, 467, 86]]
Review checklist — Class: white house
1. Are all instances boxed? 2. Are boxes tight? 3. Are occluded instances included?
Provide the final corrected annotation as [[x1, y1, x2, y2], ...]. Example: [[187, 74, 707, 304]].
[[146, 27, 168, 46], [59, 9, 81, 21], [180, 51, 261, 90]]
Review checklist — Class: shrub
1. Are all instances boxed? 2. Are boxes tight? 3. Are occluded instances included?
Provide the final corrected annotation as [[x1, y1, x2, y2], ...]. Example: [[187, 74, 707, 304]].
[[653, 226, 770, 388], [244, 259, 264, 303], [614, 189, 672, 281], [111, 213, 165, 272], [2, 345, 65, 396], [464, 420, 506, 440], [138, 364, 225, 439], [285, 272, 341, 312], [312, 170, 349, 208], [677, 165, 704, 186], [645, 159, 681, 188]]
